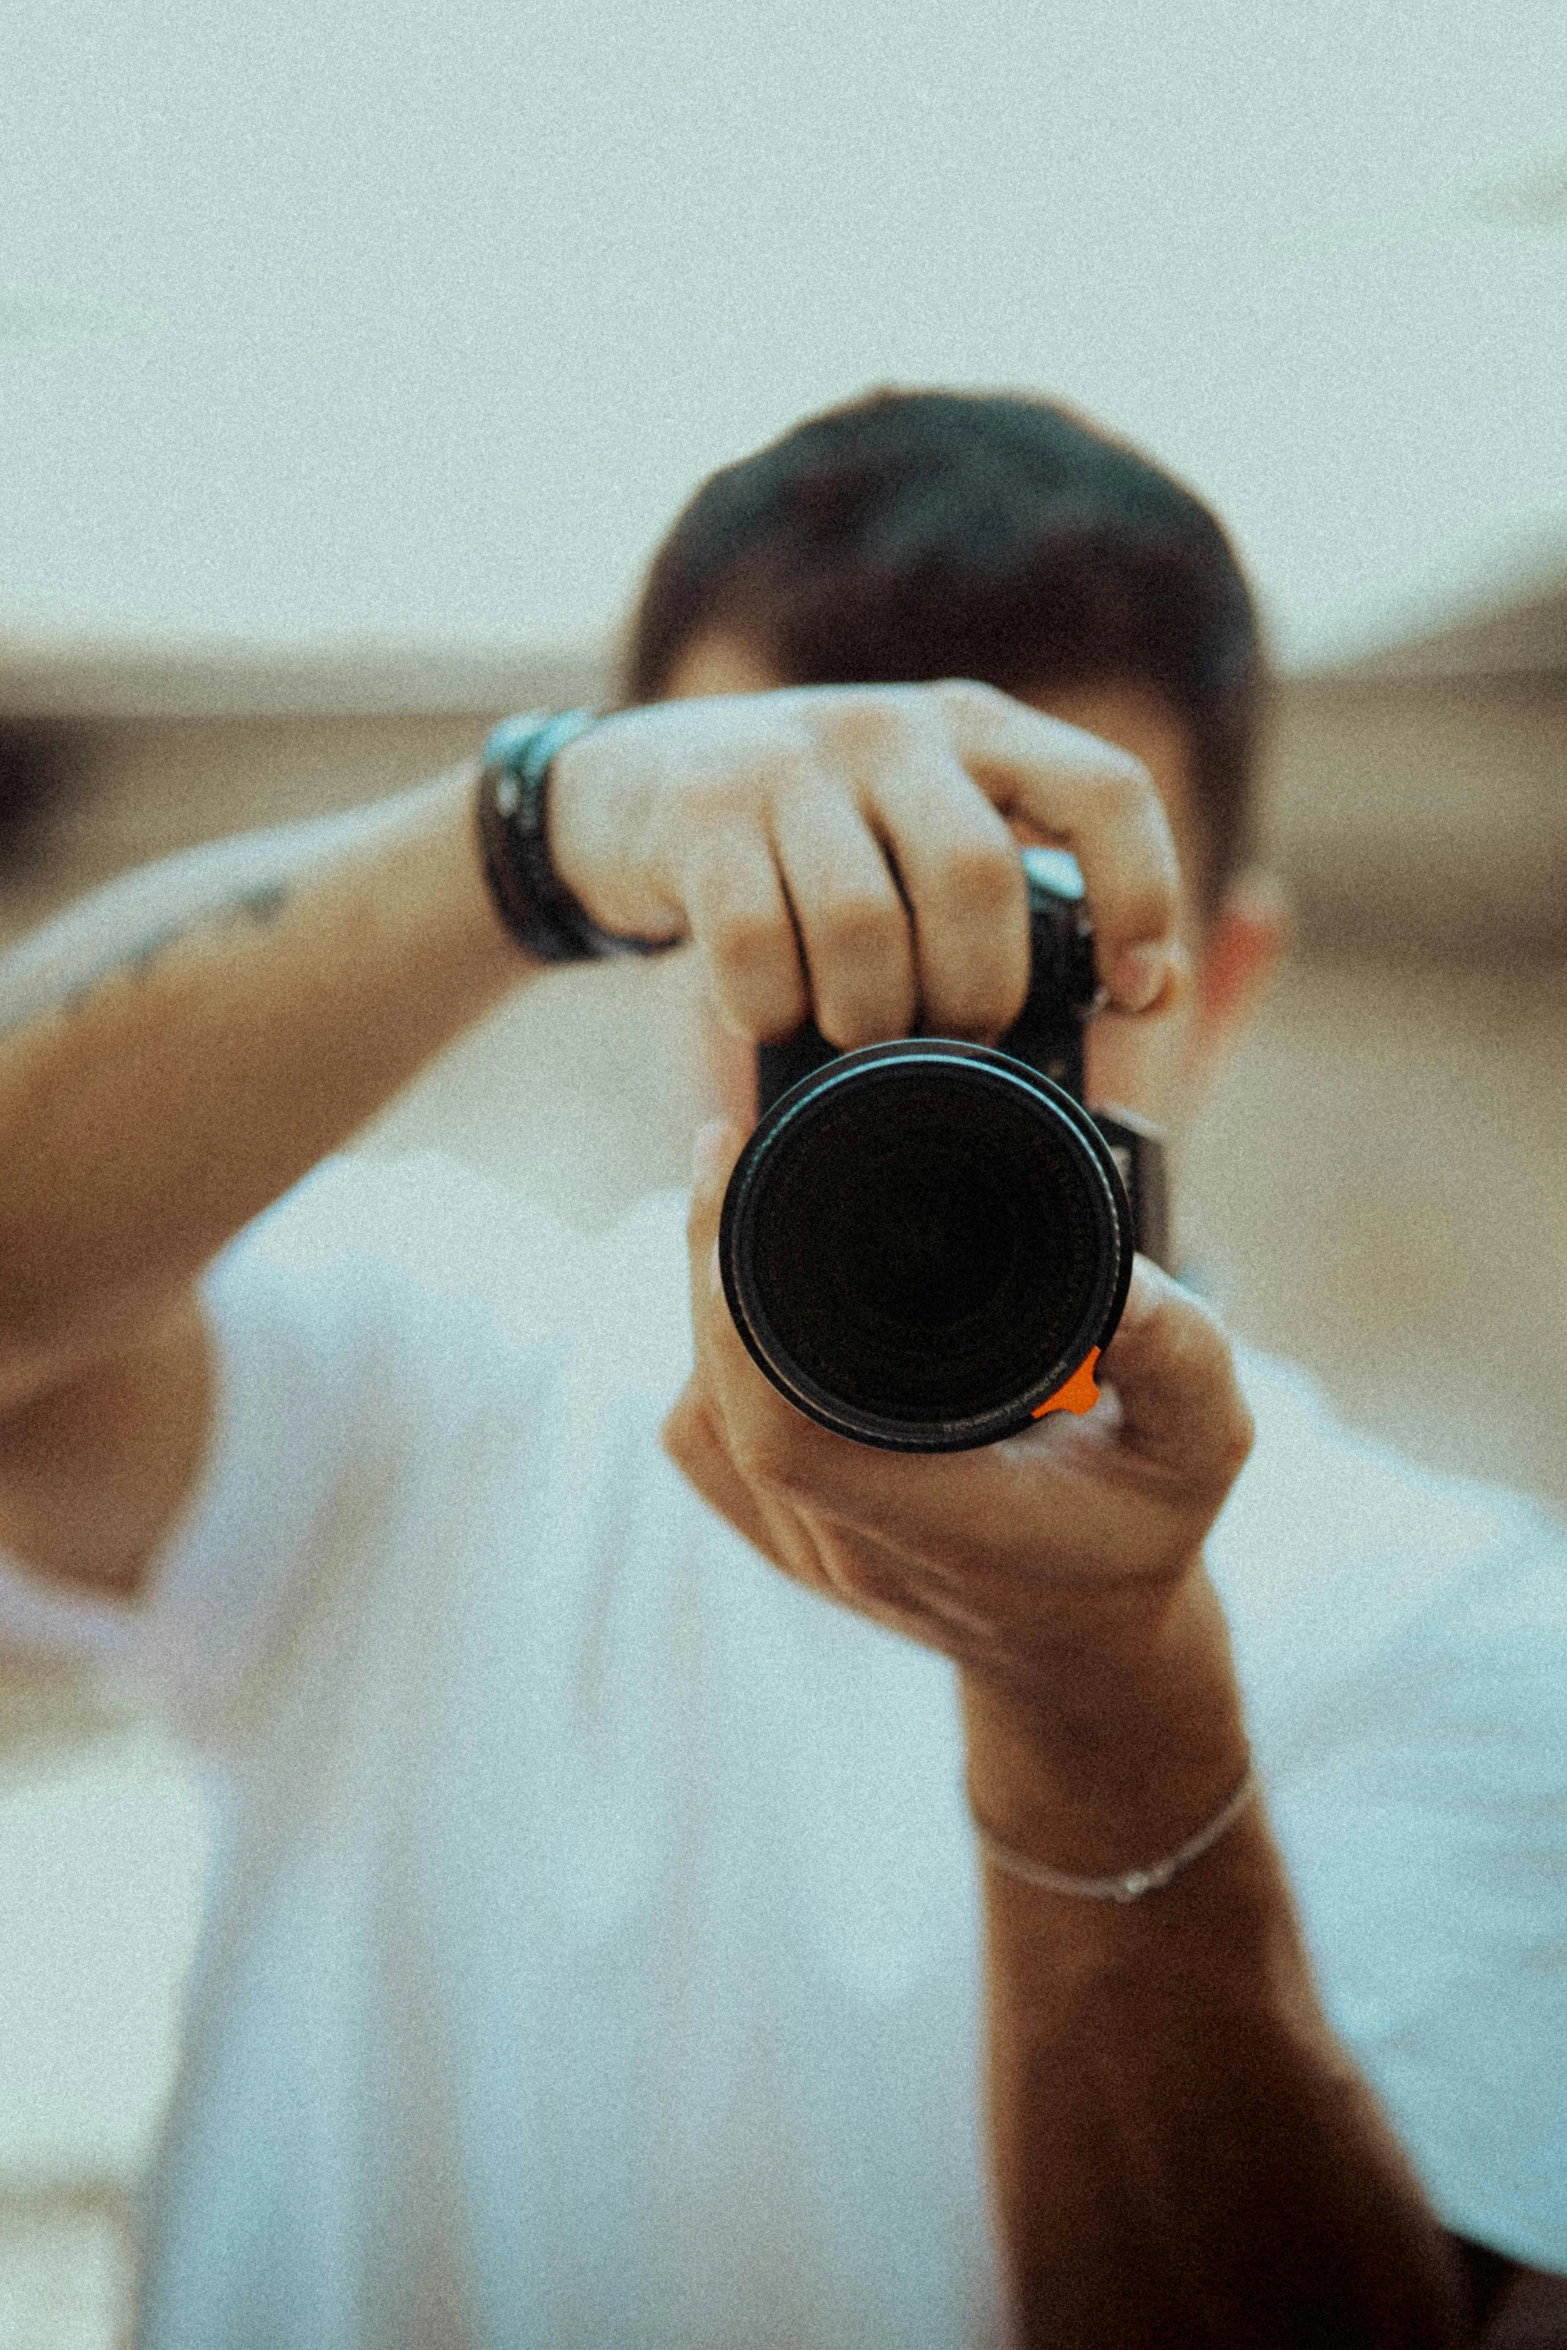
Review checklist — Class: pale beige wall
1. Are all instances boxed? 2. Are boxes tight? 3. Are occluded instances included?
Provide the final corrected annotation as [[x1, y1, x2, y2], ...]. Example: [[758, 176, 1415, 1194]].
[[0, 712, 498, 938], [1182, 953, 1567, 1512], [1266, 677, 1567, 956]]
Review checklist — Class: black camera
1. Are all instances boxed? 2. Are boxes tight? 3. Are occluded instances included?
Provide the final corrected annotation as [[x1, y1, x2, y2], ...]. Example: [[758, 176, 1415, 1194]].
[[717, 848, 1169, 1452]]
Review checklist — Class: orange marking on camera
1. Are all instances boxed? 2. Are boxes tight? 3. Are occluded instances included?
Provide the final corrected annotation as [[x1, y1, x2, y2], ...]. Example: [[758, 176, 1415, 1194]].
[[1031, 1348, 1102, 1419]]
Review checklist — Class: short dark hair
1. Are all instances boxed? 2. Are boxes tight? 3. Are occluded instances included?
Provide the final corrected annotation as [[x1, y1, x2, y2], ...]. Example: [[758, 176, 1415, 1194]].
[[622, 387, 1268, 916]]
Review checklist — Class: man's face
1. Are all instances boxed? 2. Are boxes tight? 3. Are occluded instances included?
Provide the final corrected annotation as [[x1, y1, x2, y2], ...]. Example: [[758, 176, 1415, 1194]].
[[661, 633, 1283, 1144]]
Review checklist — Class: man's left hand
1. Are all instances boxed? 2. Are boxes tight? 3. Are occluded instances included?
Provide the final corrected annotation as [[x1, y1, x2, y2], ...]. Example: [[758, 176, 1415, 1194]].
[[661, 1119, 1254, 1738]]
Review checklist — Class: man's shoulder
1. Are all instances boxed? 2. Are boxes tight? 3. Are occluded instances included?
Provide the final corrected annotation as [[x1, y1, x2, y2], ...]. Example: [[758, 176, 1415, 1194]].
[[1227, 1341, 1562, 1569]]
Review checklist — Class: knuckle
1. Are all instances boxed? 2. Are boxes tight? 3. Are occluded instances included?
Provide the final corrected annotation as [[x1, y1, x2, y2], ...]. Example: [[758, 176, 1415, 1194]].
[[808, 891, 916, 1046], [1091, 741, 1154, 799], [707, 907, 788, 977], [1154, 939, 1194, 1014], [661, 1387, 734, 1493], [1085, 763, 1149, 828], [934, 675, 1007, 727], [814, 965, 913, 1048], [827, 692, 922, 767], [735, 981, 810, 1046], [756, 745, 815, 805], [752, 999, 811, 1046], [942, 840, 1025, 923], [680, 774, 758, 838], [923, 946, 1026, 1037], [1107, 861, 1179, 942], [932, 988, 1025, 1048], [819, 888, 905, 964], [819, 1003, 909, 1052], [704, 914, 807, 1043], [1119, 895, 1180, 971]]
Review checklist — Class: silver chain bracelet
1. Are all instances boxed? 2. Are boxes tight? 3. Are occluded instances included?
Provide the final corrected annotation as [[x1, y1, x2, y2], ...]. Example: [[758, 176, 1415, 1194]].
[[968, 1761, 1259, 1903]]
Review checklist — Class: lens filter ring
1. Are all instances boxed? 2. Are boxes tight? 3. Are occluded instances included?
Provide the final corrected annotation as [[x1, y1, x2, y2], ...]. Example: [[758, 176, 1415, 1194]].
[[719, 1039, 1134, 1452]]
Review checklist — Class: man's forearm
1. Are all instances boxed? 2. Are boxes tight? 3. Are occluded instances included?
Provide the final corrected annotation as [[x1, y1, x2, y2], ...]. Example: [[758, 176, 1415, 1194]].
[[0, 767, 529, 1405], [961, 1576, 1468, 2349]]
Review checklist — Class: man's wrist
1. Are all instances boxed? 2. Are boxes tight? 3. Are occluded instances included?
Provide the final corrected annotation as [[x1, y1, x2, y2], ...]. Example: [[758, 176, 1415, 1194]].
[[958, 1564, 1251, 1880], [474, 711, 683, 963]]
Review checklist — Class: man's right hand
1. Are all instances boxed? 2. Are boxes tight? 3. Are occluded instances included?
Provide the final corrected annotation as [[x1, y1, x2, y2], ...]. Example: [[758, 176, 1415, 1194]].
[[0, 679, 1181, 1597], [548, 681, 1183, 1052]]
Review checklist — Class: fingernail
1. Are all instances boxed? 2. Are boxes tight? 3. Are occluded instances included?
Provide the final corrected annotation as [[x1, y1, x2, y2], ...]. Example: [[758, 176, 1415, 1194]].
[[1111, 943, 1168, 1012], [691, 1119, 732, 1186]]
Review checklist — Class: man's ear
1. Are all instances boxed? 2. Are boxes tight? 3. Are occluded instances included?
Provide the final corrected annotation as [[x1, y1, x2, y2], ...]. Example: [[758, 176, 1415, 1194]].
[[1183, 867, 1292, 1101]]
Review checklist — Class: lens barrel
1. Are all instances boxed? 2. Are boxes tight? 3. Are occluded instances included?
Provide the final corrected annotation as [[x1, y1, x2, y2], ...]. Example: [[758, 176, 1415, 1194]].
[[719, 1039, 1135, 1452]]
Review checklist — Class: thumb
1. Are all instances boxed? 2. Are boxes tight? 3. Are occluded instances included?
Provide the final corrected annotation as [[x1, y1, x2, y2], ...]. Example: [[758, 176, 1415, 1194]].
[[1098, 1260, 1254, 1503]]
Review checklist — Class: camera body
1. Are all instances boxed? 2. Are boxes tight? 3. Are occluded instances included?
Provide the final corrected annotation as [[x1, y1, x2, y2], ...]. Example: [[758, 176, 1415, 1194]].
[[719, 848, 1169, 1453]]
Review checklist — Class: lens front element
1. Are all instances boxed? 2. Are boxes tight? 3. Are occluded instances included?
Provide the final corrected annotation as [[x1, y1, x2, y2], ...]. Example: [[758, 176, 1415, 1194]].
[[720, 1042, 1132, 1451]]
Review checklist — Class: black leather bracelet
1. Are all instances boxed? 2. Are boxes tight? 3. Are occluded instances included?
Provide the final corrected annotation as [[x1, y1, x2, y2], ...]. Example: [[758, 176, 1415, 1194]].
[[475, 708, 681, 963]]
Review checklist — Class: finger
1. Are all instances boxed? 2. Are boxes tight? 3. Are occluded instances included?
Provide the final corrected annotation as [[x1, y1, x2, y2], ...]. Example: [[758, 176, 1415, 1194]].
[[932, 680, 1182, 1013], [1096, 1258, 1254, 1504], [661, 1380, 786, 1566], [862, 753, 1033, 1043], [662, 1380, 850, 1609], [682, 824, 809, 1043], [768, 784, 919, 1048]]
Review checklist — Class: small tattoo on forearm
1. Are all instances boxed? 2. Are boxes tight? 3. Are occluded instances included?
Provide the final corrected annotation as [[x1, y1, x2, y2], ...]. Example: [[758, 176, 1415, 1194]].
[[233, 881, 288, 925], [126, 925, 184, 981], [36, 880, 296, 1026]]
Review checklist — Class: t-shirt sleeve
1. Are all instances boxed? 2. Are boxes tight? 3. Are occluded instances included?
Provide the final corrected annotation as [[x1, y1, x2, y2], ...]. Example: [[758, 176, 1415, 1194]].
[[0, 1154, 587, 1739], [1211, 1356, 1567, 2268]]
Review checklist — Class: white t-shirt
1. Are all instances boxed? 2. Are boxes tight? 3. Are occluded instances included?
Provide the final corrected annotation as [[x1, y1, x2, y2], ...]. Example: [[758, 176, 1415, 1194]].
[[2, 1153, 1564, 2349]]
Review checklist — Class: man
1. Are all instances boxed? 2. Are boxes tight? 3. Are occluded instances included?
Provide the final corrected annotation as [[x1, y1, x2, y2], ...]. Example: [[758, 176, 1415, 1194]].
[[0, 389, 1561, 2347]]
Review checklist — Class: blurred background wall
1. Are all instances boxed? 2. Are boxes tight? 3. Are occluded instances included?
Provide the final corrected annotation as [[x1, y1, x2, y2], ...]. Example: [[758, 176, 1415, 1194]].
[[1, 0, 1564, 2334]]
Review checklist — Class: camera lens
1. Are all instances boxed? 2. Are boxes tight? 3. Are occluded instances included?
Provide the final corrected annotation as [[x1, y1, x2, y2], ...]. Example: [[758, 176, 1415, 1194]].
[[720, 1040, 1132, 1451]]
